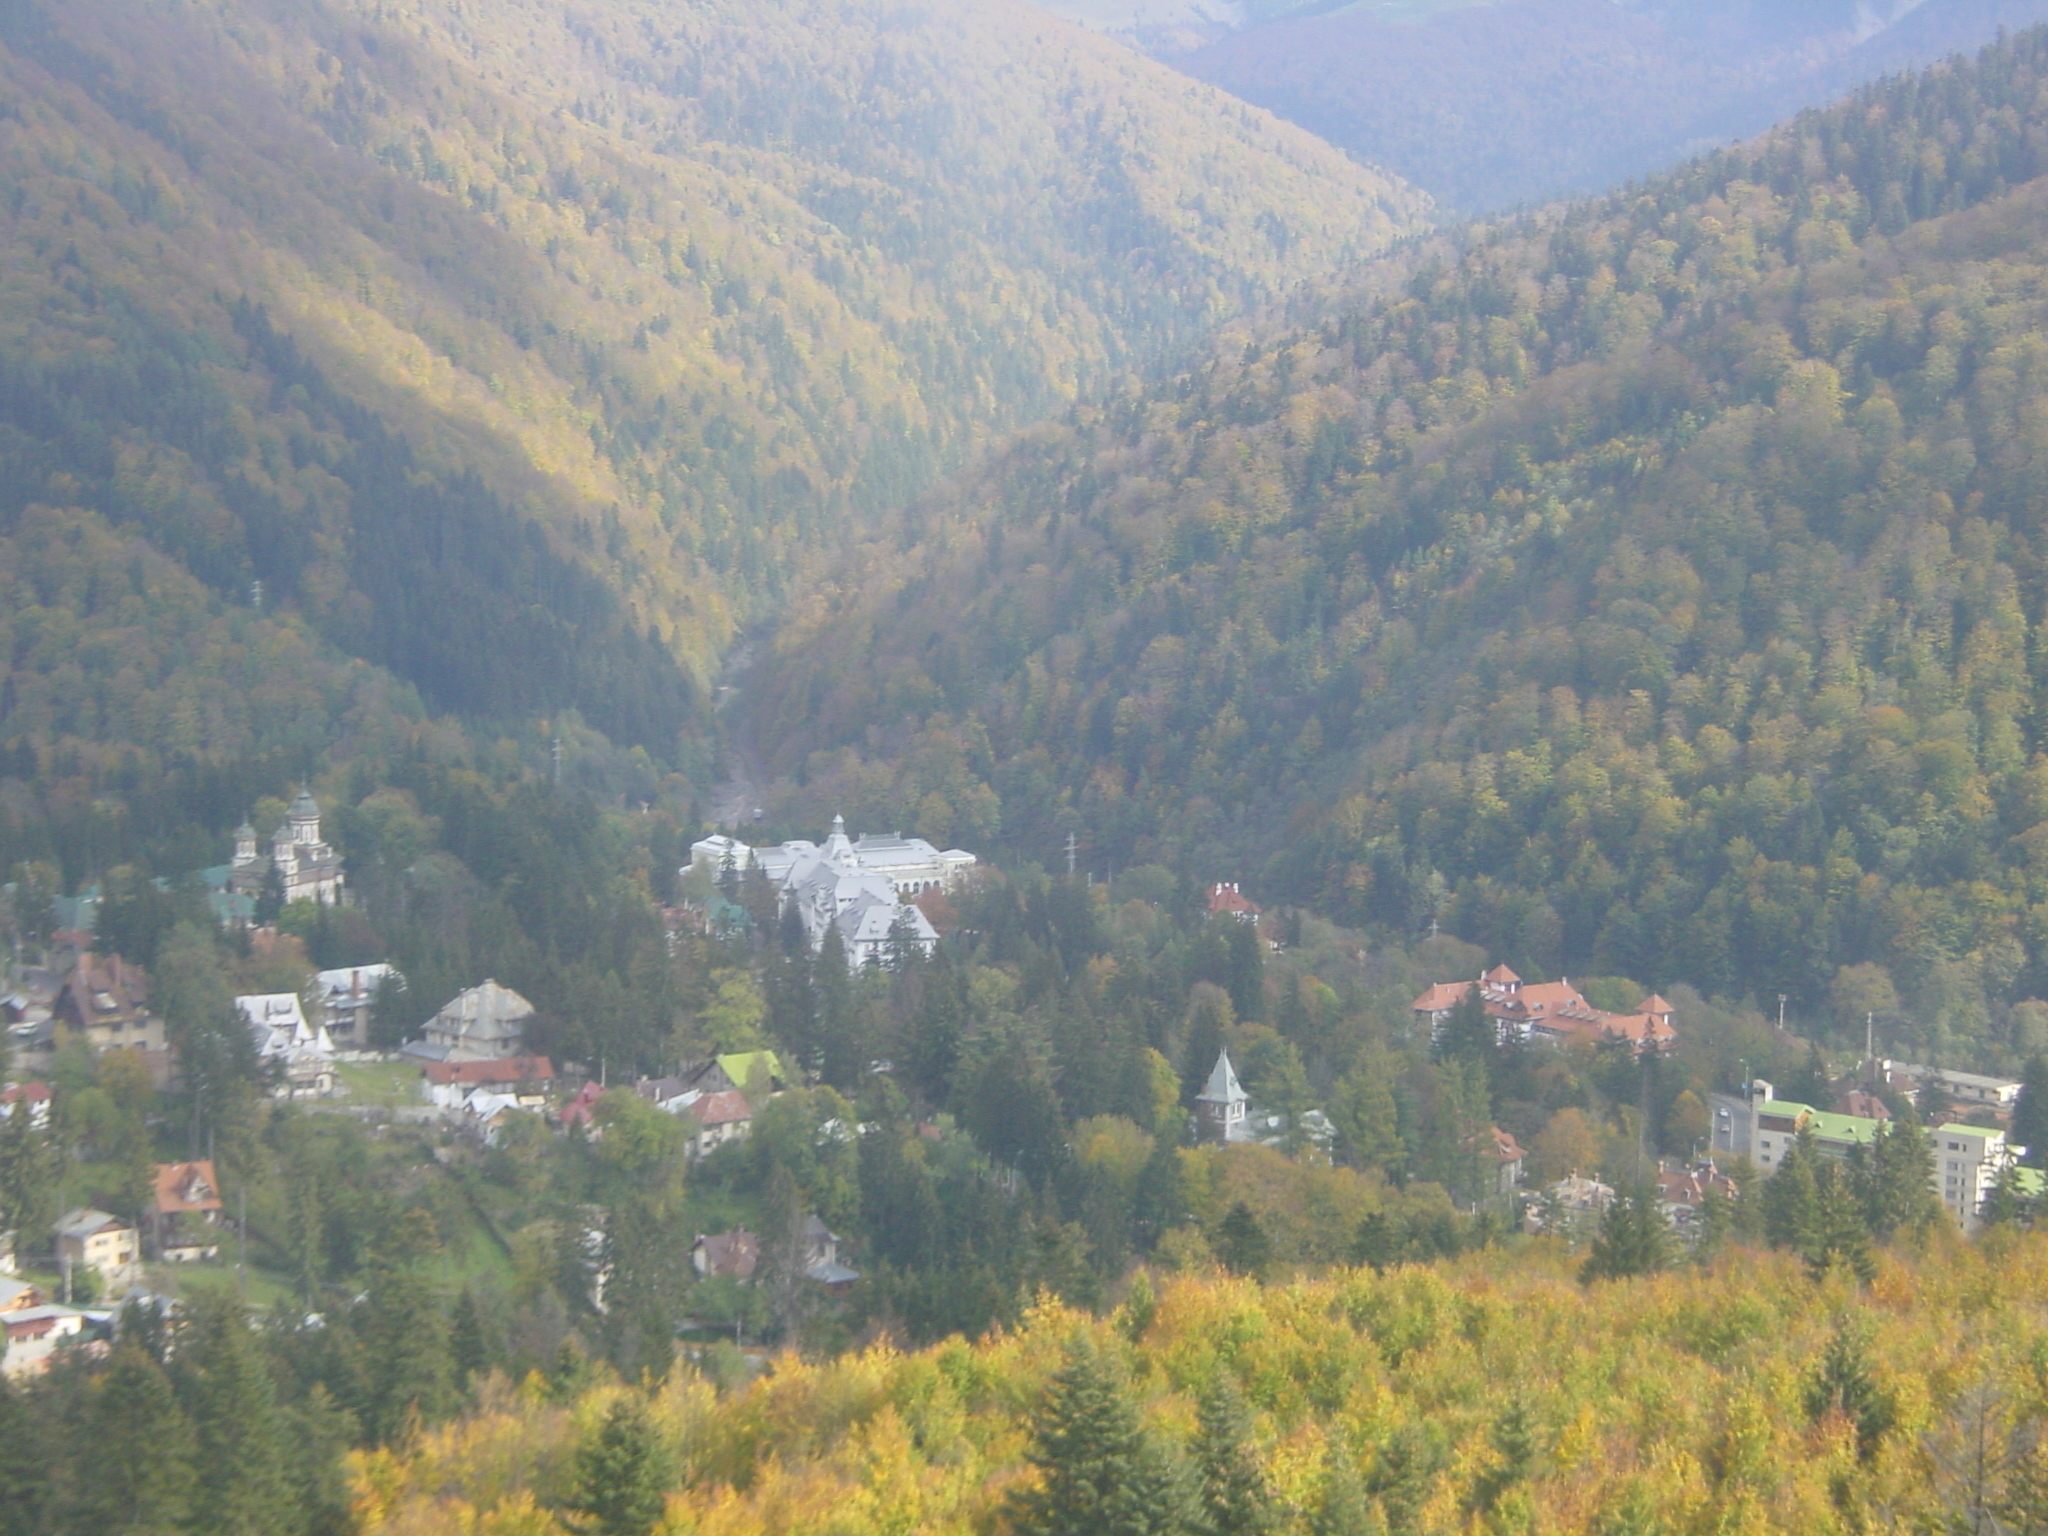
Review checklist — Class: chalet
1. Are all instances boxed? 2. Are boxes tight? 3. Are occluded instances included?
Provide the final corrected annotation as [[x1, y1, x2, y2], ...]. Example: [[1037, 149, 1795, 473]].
[[148, 1161, 223, 1262], [236, 992, 336, 1097], [1470, 1126, 1526, 1195], [313, 963, 402, 1049], [53, 952, 164, 1052], [405, 979, 535, 1063], [1411, 967, 1675, 1054]]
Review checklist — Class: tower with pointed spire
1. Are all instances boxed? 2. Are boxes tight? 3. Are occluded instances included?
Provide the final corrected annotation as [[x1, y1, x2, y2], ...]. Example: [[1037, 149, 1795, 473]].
[[1195, 1048, 1250, 1145]]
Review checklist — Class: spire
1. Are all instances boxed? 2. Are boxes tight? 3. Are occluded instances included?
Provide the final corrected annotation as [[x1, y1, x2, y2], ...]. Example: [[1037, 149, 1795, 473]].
[[1196, 1049, 1247, 1107]]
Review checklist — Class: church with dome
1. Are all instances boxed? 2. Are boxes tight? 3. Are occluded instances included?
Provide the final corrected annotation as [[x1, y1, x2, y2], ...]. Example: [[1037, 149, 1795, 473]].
[[229, 788, 346, 907]]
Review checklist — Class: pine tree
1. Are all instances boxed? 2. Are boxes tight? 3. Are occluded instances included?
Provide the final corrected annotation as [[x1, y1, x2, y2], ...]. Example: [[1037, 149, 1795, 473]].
[[71, 1342, 196, 1535], [2013, 1057, 2048, 1169], [1579, 1184, 1675, 1283], [356, 1208, 453, 1443], [1803, 1314, 1895, 1461], [1007, 1333, 1194, 1536], [1805, 1162, 1876, 1283], [1215, 1203, 1272, 1280], [176, 1291, 298, 1536], [1762, 1129, 1821, 1249], [1858, 1119, 1944, 1241], [1193, 1372, 1282, 1536], [1311, 1447, 1372, 1536], [572, 1397, 672, 1536], [0, 1371, 48, 1536], [1980, 1161, 2034, 1228]]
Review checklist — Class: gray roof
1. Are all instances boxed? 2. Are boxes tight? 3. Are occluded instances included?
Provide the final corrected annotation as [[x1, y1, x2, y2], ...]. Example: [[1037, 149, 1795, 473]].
[[1196, 1050, 1247, 1107], [289, 787, 321, 820], [55, 1207, 128, 1242]]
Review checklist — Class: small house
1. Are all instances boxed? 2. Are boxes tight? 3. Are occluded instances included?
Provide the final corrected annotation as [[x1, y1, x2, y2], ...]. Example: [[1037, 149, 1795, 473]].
[[148, 1161, 223, 1262]]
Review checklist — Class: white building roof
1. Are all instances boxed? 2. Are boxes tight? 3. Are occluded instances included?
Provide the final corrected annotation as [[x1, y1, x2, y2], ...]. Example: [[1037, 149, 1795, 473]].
[[1196, 1050, 1248, 1107]]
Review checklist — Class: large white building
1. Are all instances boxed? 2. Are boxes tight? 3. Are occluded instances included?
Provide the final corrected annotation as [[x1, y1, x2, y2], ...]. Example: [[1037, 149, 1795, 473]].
[[689, 815, 974, 966], [1711, 1078, 2020, 1233]]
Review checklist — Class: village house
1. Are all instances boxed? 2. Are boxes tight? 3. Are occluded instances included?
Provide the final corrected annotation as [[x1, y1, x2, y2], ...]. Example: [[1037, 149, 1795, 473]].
[[1206, 883, 1260, 923], [1712, 1078, 2018, 1232], [692, 1228, 760, 1281], [1411, 966, 1676, 1053], [1654, 1161, 1738, 1236], [228, 787, 345, 907], [420, 1055, 555, 1110], [53, 951, 165, 1052], [54, 1207, 139, 1297], [314, 963, 403, 1050], [0, 1080, 51, 1129], [236, 992, 337, 1097], [683, 1090, 753, 1160], [690, 816, 968, 967], [1, 1302, 87, 1384], [148, 1161, 223, 1262], [404, 978, 535, 1063]]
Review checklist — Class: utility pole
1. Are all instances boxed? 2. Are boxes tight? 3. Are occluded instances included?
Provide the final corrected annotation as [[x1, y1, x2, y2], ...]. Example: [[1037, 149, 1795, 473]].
[[1777, 994, 1788, 1035], [1866, 1011, 1876, 1081], [1065, 833, 1076, 878], [238, 1184, 248, 1298], [250, 578, 263, 613], [551, 736, 563, 786]]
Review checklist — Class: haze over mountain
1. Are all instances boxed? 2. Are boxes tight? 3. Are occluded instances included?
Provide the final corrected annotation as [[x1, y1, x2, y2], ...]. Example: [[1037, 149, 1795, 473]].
[[1169, 0, 2048, 212], [742, 26, 2048, 1060], [0, 0, 1420, 769]]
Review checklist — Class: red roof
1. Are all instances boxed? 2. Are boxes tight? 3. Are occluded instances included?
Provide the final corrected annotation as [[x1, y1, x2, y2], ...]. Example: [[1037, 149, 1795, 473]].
[[1206, 882, 1260, 916], [0, 1082, 51, 1104], [1483, 964, 1522, 986], [1637, 994, 1675, 1016], [695, 1229, 759, 1280], [153, 1161, 223, 1216], [690, 1090, 752, 1128], [1411, 982, 1473, 1013], [422, 1055, 554, 1087]]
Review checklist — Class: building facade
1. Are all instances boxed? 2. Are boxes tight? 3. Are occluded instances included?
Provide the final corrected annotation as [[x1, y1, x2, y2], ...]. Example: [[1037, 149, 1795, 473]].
[[690, 815, 969, 967], [1411, 966, 1676, 1053], [1711, 1078, 2019, 1232], [229, 787, 345, 907]]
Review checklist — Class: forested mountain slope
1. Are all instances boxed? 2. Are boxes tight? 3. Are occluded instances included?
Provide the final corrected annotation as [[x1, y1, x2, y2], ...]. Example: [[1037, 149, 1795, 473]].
[[0, 0, 1420, 762], [746, 27, 2048, 1059], [1174, 0, 2048, 213]]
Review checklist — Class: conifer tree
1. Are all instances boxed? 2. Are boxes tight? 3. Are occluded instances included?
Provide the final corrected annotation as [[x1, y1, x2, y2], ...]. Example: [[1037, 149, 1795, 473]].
[[1804, 1314, 1895, 1460], [1215, 1203, 1272, 1279], [1193, 1372, 1282, 1536], [1805, 1163, 1876, 1283], [1762, 1129, 1821, 1249], [357, 1208, 454, 1443], [1007, 1333, 1194, 1536], [1579, 1184, 1674, 1282], [2013, 1057, 2048, 1169], [177, 1291, 298, 1536], [1858, 1119, 1943, 1242], [1311, 1447, 1372, 1536], [1979, 1162, 2034, 1229], [0, 1371, 47, 1536], [72, 1342, 196, 1535], [572, 1397, 672, 1536]]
